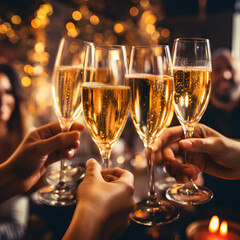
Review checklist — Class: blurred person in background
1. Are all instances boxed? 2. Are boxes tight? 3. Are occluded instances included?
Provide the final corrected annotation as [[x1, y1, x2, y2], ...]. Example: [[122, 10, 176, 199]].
[[0, 63, 33, 239], [199, 48, 240, 211], [201, 48, 240, 137]]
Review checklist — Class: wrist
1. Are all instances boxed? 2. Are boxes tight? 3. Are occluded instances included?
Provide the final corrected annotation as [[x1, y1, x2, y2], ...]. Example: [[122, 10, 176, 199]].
[[0, 159, 23, 202], [63, 200, 107, 240]]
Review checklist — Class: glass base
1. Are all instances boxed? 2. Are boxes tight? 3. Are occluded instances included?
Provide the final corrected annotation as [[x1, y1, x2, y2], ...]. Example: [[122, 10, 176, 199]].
[[38, 184, 77, 206], [166, 184, 213, 205], [46, 166, 85, 185], [129, 199, 179, 226]]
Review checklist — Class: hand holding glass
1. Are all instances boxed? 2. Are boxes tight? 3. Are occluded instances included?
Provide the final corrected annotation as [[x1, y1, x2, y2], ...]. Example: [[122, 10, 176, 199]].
[[38, 36, 91, 206], [165, 38, 213, 205], [128, 45, 179, 226]]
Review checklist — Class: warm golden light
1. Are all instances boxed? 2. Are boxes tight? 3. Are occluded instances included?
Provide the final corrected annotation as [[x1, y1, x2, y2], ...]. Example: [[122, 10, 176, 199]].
[[37, 9, 47, 19], [39, 52, 50, 66], [209, 215, 219, 233], [146, 24, 155, 34], [146, 14, 156, 24], [219, 221, 228, 236], [90, 15, 99, 25], [66, 22, 75, 30], [27, 66, 34, 76], [33, 65, 43, 75], [142, 11, 151, 21], [161, 28, 170, 38], [0, 24, 8, 34], [116, 156, 125, 165], [140, 0, 149, 8], [24, 64, 32, 73], [42, 4, 53, 15], [72, 11, 82, 21], [208, 216, 229, 237], [152, 31, 160, 40], [135, 154, 143, 163], [21, 76, 31, 87], [129, 6, 139, 16], [113, 23, 124, 34], [35, 42, 45, 53], [31, 19, 40, 29], [67, 28, 79, 38], [11, 15, 21, 25], [6, 29, 15, 38]]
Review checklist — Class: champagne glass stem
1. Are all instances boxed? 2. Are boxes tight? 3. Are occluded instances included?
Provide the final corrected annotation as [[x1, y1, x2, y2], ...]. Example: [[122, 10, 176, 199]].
[[145, 146, 157, 202], [183, 127, 200, 191], [99, 147, 112, 169], [58, 121, 72, 186]]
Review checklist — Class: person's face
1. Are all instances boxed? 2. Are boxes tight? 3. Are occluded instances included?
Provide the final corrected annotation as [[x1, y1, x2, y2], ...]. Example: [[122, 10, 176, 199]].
[[0, 73, 15, 122], [212, 54, 240, 102]]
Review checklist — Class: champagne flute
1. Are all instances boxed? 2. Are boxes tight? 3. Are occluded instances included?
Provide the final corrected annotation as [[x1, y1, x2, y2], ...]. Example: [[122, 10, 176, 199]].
[[165, 38, 213, 205], [82, 45, 130, 169], [38, 36, 91, 206], [45, 40, 94, 185], [128, 45, 179, 226]]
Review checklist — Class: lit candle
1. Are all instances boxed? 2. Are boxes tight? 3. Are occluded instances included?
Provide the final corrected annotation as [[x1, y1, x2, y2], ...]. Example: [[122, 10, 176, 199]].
[[186, 216, 240, 240]]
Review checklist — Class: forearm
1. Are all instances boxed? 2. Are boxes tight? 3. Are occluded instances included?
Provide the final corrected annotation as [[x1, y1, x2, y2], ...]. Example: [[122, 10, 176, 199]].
[[0, 161, 25, 202], [63, 202, 106, 240]]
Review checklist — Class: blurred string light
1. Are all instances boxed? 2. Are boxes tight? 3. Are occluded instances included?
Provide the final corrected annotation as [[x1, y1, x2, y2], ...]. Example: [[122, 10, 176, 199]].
[[26, 3, 53, 122], [0, 2, 53, 124], [0, 0, 170, 125], [63, 0, 170, 46]]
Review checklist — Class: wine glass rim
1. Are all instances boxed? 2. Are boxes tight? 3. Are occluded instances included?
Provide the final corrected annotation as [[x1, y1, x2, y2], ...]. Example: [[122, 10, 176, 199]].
[[61, 35, 94, 46], [132, 44, 169, 48], [95, 45, 126, 49], [175, 37, 209, 42]]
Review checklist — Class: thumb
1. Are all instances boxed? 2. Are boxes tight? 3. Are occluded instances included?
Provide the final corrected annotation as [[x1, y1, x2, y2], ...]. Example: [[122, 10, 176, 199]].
[[179, 138, 219, 155], [85, 159, 102, 179]]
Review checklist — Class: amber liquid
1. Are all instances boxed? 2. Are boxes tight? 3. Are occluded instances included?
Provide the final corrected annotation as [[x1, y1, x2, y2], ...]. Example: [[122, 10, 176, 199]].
[[82, 82, 130, 146], [52, 66, 94, 121], [173, 67, 211, 126], [128, 74, 173, 145]]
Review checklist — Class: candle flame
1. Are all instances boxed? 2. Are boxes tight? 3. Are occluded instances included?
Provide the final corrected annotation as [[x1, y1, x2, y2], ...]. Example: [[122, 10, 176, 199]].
[[208, 216, 228, 236], [219, 220, 228, 236], [209, 215, 219, 233]]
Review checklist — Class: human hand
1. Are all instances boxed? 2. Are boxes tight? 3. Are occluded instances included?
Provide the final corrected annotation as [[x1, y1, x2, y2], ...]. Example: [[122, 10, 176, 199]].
[[63, 159, 135, 240], [154, 124, 240, 182], [4, 121, 84, 197]]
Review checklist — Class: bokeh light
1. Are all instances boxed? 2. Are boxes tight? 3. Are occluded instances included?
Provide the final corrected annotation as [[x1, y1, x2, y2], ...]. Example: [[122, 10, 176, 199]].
[[130, 7, 139, 17], [11, 15, 21, 25], [72, 11, 82, 21], [21, 76, 31, 87]]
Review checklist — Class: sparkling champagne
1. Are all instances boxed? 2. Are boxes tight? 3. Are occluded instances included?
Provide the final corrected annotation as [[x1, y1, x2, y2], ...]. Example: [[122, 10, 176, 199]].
[[52, 66, 94, 121], [128, 74, 173, 144], [173, 67, 211, 125], [82, 82, 130, 146]]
